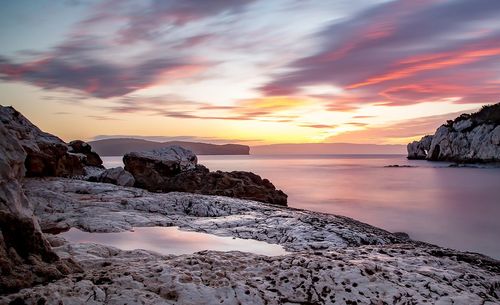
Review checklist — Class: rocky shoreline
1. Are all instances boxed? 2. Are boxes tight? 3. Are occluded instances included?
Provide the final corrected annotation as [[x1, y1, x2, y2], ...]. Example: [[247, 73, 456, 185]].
[[3, 177, 500, 305], [1, 105, 499, 304]]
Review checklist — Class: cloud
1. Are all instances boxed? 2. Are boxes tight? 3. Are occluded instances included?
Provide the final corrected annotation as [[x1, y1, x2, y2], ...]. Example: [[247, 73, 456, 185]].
[[87, 115, 121, 121], [94, 0, 258, 44], [327, 108, 478, 144], [0, 55, 207, 98], [261, 0, 500, 109], [299, 124, 337, 129], [0, 0, 255, 99], [101, 94, 306, 123]]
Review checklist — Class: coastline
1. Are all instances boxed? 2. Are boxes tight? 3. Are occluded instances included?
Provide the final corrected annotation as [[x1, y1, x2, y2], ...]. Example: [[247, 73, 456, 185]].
[[2, 177, 499, 304]]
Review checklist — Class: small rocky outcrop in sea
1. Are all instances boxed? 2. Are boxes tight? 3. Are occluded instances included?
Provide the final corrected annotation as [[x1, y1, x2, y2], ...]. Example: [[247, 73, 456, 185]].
[[124, 146, 288, 206], [0, 120, 80, 294], [407, 103, 500, 163]]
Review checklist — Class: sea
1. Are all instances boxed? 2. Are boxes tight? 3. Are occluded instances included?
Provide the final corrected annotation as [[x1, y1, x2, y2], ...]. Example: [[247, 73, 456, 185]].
[[102, 154, 500, 259]]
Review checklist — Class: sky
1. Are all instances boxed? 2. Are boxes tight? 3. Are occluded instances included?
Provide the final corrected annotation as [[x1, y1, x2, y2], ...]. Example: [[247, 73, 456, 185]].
[[0, 0, 499, 145]]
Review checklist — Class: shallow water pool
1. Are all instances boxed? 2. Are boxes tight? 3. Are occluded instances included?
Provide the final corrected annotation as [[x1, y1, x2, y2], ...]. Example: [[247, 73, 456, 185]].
[[61, 226, 288, 256]]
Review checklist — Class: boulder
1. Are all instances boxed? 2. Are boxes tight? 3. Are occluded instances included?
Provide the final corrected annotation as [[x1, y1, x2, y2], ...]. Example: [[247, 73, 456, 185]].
[[88, 167, 135, 187], [0, 120, 79, 294], [68, 140, 103, 168], [0, 106, 84, 177], [407, 135, 433, 160], [124, 146, 288, 205], [123, 146, 197, 191]]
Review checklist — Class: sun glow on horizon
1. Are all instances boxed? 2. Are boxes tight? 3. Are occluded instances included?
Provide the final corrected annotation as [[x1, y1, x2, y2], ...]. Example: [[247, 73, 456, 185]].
[[0, 0, 498, 145]]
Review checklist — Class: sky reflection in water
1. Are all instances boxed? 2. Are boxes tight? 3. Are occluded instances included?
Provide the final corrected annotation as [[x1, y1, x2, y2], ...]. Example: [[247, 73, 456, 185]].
[[61, 226, 288, 256], [103, 155, 500, 259]]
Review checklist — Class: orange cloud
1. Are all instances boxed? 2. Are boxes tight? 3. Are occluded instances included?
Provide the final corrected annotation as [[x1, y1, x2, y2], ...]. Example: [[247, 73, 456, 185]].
[[348, 46, 500, 89]]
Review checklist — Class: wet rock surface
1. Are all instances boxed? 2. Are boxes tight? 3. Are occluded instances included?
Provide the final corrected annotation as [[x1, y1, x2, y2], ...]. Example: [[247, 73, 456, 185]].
[[25, 178, 397, 251], [124, 146, 287, 205]]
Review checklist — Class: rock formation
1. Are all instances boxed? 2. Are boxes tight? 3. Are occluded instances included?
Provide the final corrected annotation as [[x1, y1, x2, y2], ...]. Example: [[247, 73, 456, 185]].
[[68, 140, 103, 168], [407, 135, 433, 160], [408, 103, 500, 162], [87, 166, 135, 187], [0, 120, 79, 294], [124, 146, 288, 205], [0, 106, 84, 177], [124, 146, 198, 188]]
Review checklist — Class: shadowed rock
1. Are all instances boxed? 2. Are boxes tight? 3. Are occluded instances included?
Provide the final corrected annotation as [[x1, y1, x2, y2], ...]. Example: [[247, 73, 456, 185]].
[[0, 120, 80, 294], [124, 146, 288, 205], [87, 166, 135, 187], [0, 106, 83, 177], [68, 140, 103, 168], [407, 135, 433, 160]]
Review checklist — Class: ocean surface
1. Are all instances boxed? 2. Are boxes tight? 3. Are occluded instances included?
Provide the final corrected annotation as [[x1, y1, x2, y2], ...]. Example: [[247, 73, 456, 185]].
[[102, 155, 500, 259]]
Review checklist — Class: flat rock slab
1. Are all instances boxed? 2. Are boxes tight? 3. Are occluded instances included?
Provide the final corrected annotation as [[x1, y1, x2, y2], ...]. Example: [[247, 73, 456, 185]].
[[25, 178, 400, 252], [2, 242, 499, 305]]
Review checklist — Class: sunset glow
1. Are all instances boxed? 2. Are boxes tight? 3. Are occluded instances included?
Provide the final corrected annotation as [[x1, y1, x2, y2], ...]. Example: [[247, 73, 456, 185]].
[[1, 0, 499, 145]]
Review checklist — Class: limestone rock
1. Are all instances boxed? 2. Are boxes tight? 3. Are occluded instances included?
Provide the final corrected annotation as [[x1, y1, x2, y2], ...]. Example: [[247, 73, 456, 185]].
[[0, 106, 84, 177], [124, 146, 197, 189], [407, 135, 433, 160], [407, 103, 500, 163], [68, 140, 103, 168], [124, 146, 287, 205], [24, 178, 397, 250], [2, 242, 499, 305]]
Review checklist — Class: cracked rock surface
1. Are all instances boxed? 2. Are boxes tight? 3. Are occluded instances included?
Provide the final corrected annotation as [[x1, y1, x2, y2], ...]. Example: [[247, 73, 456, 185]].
[[2, 243, 499, 305], [26, 178, 401, 251]]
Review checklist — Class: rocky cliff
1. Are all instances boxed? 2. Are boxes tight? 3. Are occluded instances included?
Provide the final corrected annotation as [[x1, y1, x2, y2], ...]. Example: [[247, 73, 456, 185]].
[[408, 103, 500, 162], [0, 107, 86, 177], [0, 119, 79, 294]]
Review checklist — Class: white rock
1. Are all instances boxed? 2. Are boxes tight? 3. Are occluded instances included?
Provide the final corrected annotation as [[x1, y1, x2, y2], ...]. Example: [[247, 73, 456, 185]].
[[126, 145, 198, 171]]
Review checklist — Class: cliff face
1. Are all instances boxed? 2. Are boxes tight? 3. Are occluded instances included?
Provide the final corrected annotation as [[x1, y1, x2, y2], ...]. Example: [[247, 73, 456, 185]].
[[0, 120, 79, 294], [408, 104, 500, 163], [407, 135, 433, 160]]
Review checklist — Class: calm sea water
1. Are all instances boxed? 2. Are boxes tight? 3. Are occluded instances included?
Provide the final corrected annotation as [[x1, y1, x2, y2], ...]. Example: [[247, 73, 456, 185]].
[[102, 155, 500, 259]]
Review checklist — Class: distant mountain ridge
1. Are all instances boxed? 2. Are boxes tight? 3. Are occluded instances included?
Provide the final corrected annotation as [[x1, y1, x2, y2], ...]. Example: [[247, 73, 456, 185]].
[[89, 138, 250, 156]]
